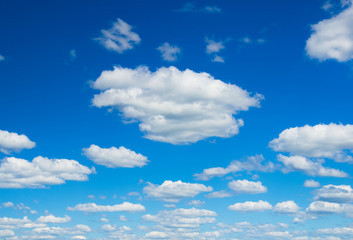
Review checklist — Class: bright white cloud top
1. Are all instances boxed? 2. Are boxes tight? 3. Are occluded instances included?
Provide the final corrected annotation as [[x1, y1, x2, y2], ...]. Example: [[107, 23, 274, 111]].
[[228, 200, 273, 212], [91, 66, 262, 144], [0, 156, 93, 188], [36, 215, 71, 223], [157, 42, 181, 61], [96, 18, 140, 53], [273, 201, 300, 213], [270, 124, 353, 162], [314, 184, 353, 203], [67, 202, 145, 212], [143, 180, 213, 202], [306, 2, 353, 62], [228, 179, 267, 194], [304, 179, 321, 188], [82, 144, 148, 168], [0, 129, 36, 154]]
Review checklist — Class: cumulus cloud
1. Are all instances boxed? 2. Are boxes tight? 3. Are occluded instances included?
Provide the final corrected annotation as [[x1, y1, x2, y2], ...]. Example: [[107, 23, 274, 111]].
[[304, 179, 321, 188], [273, 201, 300, 213], [36, 215, 71, 223], [143, 180, 212, 202], [67, 202, 145, 212], [194, 155, 274, 181], [82, 144, 148, 168], [306, 201, 343, 214], [157, 42, 181, 61], [228, 200, 273, 212], [96, 18, 140, 53], [270, 124, 353, 163], [314, 184, 353, 203], [306, 2, 353, 62], [91, 66, 262, 144], [277, 154, 348, 177], [0, 129, 36, 154], [206, 190, 233, 198], [228, 179, 267, 194], [0, 156, 93, 188], [0, 229, 14, 237]]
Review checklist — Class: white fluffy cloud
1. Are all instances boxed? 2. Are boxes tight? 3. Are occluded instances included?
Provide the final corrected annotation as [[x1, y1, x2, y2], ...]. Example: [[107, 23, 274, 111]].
[[228, 179, 267, 194], [91, 66, 262, 144], [96, 18, 140, 53], [82, 144, 148, 168], [273, 201, 300, 213], [157, 42, 181, 61], [0, 129, 36, 154], [306, 201, 343, 214], [36, 215, 71, 223], [194, 155, 274, 180], [270, 124, 353, 163], [277, 154, 348, 177], [0, 156, 93, 188], [67, 202, 145, 212], [143, 180, 212, 202], [306, 2, 353, 62], [314, 184, 353, 203], [0, 229, 14, 237], [304, 179, 321, 188], [205, 38, 226, 63], [228, 200, 273, 212]]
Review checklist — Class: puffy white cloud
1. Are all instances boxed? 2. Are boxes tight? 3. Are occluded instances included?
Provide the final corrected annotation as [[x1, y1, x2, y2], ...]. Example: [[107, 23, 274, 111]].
[[194, 155, 274, 181], [205, 38, 226, 63], [270, 124, 353, 163], [273, 201, 300, 213], [306, 201, 343, 214], [36, 215, 71, 223], [206, 190, 233, 198], [0, 156, 93, 188], [32, 224, 91, 235], [82, 144, 148, 168], [143, 180, 212, 202], [157, 43, 181, 62], [228, 179, 267, 194], [318, 227, 353, 235], [304, 180, 321, 188], [0, 129, 36, 154], [91, 66, 262, 144], [276, 154, 348, 177], [0, 229, 14, 237], [228, 200, 273, 212], [67, 202, 145, 212], [71, 236, 86, 240], [314, 184, 353, 203], [306, 2, 353, 62], [145, 231, 168, 238], [102, 224, 116, 232], [96, 18, 140, 53]]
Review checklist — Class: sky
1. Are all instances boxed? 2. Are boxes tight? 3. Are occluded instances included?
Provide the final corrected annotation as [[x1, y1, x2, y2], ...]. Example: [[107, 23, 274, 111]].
[[1, 0, 353, 239]]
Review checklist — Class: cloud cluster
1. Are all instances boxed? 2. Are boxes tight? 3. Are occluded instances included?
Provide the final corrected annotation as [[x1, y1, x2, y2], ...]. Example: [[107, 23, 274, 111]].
[[228, 200, 273, 212], [306, 2, 353, 61], [157, 42, 181, 61], [315, 184, 353, 203], [67, 202, 145, 212], [92, 66, 262, 144], [0, 156, 93, 188], [228, 179, 267, 194], [0, 129, 36, 154], [36, 215, 71, 223], [82, 144, 148, 168], [96, 18, 140, 53], [143, 180, 212, 202], [205, 38, 226, 62]]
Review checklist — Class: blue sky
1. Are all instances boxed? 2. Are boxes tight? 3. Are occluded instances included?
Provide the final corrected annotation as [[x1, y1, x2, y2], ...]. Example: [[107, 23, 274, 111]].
[[1, 0, 353, 239]]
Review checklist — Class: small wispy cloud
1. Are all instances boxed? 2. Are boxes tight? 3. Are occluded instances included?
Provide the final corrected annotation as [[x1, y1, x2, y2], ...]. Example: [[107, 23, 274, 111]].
[[0, 55, 5, 62], [157, 42, 181, 61], [205, 38, 226, 63], [96, 18, 140, 53], [69, 49, 77, 61], [175, 2, 221, 13]]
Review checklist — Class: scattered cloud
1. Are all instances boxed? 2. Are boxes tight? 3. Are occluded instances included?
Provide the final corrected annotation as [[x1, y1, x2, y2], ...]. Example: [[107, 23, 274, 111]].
[[157, 42, 181, 61], [205, 38, 226, 63], [270, 124, 353, 163], [306, 2, 353, 61], [277, 154, 348, 177], [36, 215, 71, 223], [304, 179, 321, 188], [306, 201, 343, 214], [228, 179, 267, 194], [194, 155, 274, 181], [228, 200, 273, 212], [175, 3, 221, 13], [91, 66, 262, 144], [0, 129, 36, 154], [187, 200, 205, 206], [67, 202, 145, 212], [82, 144, 148, 168], [205, 190, 233, 198], [96, 18, 140, 53], [314, 184, 353, 203], [273, 201, 300, 213], [143, 180, 212, 202], [0, 156, 93, 188]]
